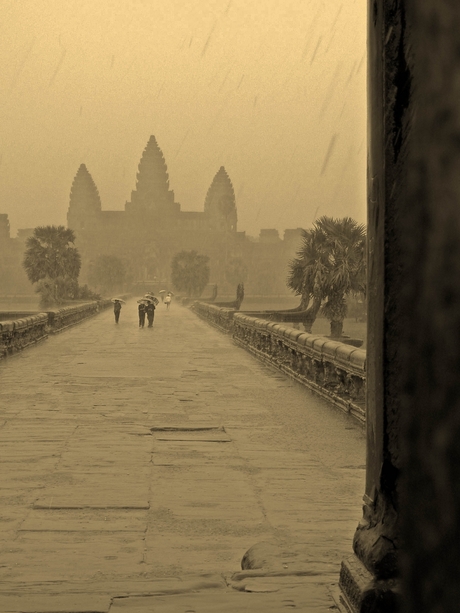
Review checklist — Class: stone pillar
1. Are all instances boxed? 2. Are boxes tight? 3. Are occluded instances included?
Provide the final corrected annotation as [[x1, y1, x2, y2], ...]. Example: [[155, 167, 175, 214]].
[[338, 0, 412, 610]]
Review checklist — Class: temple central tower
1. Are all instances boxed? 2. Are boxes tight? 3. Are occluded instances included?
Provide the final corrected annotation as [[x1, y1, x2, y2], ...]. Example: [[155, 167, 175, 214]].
[[126, 135, 176, 214]]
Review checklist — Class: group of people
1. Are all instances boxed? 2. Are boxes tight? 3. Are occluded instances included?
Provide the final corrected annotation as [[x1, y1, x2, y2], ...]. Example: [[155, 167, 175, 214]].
[[112, 292, 173, 327], [138, 296, 157, 328]]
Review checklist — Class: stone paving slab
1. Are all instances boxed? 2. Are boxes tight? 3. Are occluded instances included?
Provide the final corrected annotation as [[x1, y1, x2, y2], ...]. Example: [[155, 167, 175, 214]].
[[20, 509, 148, 532], [1, 533, 146, 584], [109, 583, 333, 612], [0, 300, 365, 611], [0, 593, 111, 613]]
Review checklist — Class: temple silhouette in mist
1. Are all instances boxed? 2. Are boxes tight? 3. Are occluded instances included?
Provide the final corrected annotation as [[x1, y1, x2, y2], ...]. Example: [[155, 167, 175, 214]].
[[66, 135, 301, 292], [0, 136, 303, 296]]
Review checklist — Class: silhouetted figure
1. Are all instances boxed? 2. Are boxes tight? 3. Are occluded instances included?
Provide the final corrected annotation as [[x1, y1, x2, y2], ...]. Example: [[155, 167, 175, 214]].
[[236, 283, 245, 310], [138, 302, 146, 328], [146, 301, 155, 327], [113, 300, 122, 323]]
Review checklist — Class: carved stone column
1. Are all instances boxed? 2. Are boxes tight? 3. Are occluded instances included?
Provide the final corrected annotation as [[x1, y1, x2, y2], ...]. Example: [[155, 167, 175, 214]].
[[338, 0, 412, 610]]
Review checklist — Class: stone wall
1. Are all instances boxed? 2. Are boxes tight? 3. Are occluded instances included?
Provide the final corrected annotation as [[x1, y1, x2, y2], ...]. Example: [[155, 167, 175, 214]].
[[192, 302, 366, 424], [0, 300, 112, 359]]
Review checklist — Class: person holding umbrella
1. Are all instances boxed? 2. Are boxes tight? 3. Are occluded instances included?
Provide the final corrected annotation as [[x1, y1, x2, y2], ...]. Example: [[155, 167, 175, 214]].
[[146, 299, 156, 328], [137, 299, 147, 328], [112, 298, 125, 323]]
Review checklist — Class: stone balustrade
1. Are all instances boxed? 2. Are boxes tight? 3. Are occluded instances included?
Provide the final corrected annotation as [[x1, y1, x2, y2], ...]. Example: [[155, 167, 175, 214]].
[[0, 300, 112, 359], [0, 313, 49, 358], [192, 302, 366, 424], [190, 302, 236, 332], [46, 300, 112, 333]]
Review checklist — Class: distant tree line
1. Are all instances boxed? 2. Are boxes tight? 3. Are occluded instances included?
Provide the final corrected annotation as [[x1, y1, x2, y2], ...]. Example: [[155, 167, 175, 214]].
[[22, 218, 366, 329]]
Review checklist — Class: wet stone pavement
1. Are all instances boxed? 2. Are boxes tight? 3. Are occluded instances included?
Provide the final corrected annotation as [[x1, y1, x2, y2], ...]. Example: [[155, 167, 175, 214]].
[[0, 300, 365, 612]]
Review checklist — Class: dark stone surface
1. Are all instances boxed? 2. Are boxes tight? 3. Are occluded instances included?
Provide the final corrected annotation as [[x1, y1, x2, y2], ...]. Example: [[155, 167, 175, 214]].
[[343, 1, 460, 611], [399, 2, 460, 611]]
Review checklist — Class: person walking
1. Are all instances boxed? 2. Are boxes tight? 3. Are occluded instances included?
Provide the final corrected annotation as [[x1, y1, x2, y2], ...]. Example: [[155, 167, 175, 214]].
[[138, 301, 146, 328], [113, 300, 122, 324], [146, 300, 155, 328], [164, 293, 172, 310]]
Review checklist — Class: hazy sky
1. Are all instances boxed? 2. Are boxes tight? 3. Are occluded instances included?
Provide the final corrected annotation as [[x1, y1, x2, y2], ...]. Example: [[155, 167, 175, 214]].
[[1, 0, 366, 238]]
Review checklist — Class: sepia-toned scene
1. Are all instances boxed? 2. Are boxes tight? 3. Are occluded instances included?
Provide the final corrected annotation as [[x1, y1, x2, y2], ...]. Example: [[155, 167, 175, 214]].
[[1, 0, 460, 612]]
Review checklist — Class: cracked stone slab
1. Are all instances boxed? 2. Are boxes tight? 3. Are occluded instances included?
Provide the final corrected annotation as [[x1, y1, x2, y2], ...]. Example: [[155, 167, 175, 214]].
[[0, 593, 111, 613], [109, 583, 335, 611], [152, 431, 231, 442], [33, 483, 150, 509], [20, 509, 148, 532]]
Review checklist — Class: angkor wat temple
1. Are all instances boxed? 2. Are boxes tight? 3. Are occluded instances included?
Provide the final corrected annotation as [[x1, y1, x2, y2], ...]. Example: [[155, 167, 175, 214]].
[[1, 136, 302, 296], [66, 135, 302, 293]]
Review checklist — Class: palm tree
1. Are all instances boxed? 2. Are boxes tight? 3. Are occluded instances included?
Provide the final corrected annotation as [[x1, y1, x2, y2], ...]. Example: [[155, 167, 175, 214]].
[[287, 224, 329, 332], [287, 216, 366, 337], [316, 216, 366, 337], [23, 226, 81, 304]]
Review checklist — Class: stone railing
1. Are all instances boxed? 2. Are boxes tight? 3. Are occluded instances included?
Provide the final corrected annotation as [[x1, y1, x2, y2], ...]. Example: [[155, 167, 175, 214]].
[[46, 300, 112, 334], [190, 302, 236, 333], [0, 313, 49, 358], [192, 301, 366, 424], [233, 314, 366, 423], [0, 311, 39, 321], [0, 300, 112, 359]]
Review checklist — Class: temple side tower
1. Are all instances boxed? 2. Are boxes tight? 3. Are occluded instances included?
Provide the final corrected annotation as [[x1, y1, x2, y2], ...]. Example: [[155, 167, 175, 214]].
[[67, 164, 102, 234], [126, 135, 176, 213], [204, 166, 237, 232]]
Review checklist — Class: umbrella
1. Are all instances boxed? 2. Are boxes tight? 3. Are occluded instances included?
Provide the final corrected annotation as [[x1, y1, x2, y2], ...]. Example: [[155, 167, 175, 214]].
[[137, 299, 149, 304], [145, 296, 160, 306], [111, 298, 126, 303], [159, 290, 166, 294]]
